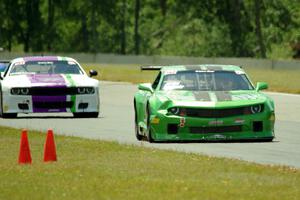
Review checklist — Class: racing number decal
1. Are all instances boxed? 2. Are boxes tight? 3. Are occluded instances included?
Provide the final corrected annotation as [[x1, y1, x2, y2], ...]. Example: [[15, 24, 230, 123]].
[[179, 118, 186, 128]]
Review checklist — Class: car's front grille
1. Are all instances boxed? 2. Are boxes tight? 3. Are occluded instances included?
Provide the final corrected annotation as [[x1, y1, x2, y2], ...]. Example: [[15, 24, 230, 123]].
[[33, 101, 73, 109], [186, 108, 244, 118], [189, 125, 242, 134], [29, 87, 77, 96], [185, 105, 264, 118]]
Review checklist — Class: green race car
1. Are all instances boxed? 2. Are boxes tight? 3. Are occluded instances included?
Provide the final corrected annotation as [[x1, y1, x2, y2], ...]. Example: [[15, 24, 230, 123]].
[[134, 65, 275, 142]]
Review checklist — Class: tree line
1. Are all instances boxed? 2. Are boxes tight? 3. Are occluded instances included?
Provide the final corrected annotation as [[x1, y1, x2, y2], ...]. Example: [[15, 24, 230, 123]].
[[0, 0, 299, 58]]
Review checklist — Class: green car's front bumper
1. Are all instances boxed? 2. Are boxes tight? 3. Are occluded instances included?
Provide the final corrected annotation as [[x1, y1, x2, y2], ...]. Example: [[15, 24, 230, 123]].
[[149, 110, 275, 142]]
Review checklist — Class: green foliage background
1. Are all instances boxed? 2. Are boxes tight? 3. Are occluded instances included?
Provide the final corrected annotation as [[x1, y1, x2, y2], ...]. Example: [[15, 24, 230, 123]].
[[0, 0, 299, 59]]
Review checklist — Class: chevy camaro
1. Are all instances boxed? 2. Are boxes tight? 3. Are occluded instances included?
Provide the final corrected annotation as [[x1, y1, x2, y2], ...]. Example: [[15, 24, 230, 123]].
[[0, 56, 99, 118], [134, 65, 275, 142]]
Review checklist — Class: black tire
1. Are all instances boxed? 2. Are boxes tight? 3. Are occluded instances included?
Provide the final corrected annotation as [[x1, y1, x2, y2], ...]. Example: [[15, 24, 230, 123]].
[[73, 112, 99, 118], [259, 138, 274, 142], [146, 104, 154, 143], [0, 87, 3, 118], [2, 113, 17, 118], [134, 101, 143, 141]]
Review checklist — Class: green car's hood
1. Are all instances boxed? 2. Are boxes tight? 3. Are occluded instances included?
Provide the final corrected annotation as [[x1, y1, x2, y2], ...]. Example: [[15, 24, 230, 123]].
[[155, 90, 268, 108]]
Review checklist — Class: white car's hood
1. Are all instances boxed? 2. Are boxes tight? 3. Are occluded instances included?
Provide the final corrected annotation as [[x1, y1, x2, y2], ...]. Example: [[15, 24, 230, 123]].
[[2, 74, 99, 88]]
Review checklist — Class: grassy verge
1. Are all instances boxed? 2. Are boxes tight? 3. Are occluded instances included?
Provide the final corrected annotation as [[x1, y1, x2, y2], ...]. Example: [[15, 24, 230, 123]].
[[244, 67, 300, 94], [83, 63, 300, 94], [0, 126, 299, 200]]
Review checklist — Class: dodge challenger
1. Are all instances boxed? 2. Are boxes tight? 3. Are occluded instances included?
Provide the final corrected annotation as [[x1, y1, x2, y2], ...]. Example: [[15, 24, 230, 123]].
[[0, 56, 99, 118]]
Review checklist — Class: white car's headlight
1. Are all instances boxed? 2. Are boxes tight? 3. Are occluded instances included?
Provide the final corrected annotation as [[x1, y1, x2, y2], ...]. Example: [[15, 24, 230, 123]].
[[77, 87, 86, 94], [11, 88, 30, 95], [11, 88, 21, 95], [86, 87, 95, 94], [20, 88, 29, 95], [77, 87, 95, 94]]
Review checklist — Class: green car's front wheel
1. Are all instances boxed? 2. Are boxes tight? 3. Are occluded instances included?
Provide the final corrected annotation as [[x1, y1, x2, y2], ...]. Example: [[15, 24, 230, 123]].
[[146, 105, 155, 143], [134, 103, 143, 141]]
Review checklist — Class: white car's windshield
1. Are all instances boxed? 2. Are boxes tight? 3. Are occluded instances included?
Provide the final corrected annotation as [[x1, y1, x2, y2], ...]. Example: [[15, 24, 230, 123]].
[[161, 71, 254, 91], [9, 60, 83, 75]]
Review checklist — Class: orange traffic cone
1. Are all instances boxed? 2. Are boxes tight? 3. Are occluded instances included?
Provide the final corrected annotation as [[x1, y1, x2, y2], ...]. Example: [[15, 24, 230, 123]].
[[18, 129, 32, 164], [43, 129, 57, 162]]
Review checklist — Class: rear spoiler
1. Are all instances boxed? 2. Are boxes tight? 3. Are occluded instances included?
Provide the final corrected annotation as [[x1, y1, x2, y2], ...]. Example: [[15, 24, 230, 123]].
[[140, 66, 162, 71]]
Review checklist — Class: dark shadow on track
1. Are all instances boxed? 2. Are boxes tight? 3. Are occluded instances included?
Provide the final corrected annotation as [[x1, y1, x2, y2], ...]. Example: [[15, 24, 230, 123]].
[[145, 138, 277, 144], [6, 116, 104, 119]]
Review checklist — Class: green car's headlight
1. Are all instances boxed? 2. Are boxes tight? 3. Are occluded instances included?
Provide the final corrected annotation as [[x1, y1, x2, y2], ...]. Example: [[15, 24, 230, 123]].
[[250, 104, 263, 114], [243, 104, 264, 115], [168, 107, 186, 116], [169, 107, 180, 115]]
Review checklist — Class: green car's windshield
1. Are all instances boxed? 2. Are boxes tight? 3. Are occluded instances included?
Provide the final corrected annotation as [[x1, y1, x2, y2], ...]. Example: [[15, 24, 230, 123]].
[[160, 71, 254, 91], [9, 60, 83, 75]]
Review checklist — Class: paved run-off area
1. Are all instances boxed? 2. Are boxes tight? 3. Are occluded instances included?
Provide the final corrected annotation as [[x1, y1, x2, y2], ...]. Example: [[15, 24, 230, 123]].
[[0, 81, 300, 168]]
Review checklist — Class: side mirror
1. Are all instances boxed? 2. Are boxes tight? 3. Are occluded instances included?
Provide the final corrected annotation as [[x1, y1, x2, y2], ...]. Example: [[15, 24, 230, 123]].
[[89, 69, 98, 77], [256, 82, 268, 91], [0, 72, 4, 80], [138, 83, 154, 93]]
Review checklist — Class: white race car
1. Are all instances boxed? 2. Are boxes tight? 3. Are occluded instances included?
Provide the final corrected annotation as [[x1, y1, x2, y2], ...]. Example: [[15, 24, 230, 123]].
[[0, 56, 99, 118]]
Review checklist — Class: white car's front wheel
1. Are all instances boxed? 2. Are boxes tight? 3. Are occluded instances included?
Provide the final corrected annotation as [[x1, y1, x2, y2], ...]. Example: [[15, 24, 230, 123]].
[[73, 112, 99, 118], [0, 89, 17, 118]]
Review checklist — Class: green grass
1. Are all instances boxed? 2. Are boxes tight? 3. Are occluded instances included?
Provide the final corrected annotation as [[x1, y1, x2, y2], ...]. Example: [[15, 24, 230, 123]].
[[83, 63, 160, 83], [1, 126, 300, 200], [82, 63, 300, 94], [244, 67, 300, 94]]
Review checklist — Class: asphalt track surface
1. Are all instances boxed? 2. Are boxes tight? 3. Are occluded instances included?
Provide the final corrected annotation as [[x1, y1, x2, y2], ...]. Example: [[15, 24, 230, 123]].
[[0, 81, 300, 168]]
